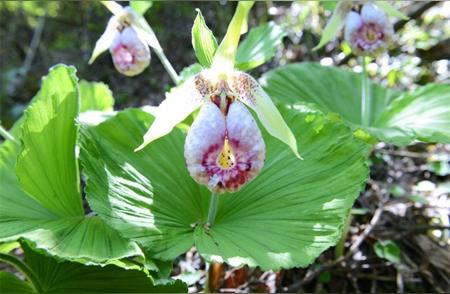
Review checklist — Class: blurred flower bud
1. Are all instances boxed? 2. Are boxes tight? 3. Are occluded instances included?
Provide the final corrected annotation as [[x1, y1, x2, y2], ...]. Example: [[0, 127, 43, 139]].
[[344, 3, 394, 57], [110, 26, 150, 76]]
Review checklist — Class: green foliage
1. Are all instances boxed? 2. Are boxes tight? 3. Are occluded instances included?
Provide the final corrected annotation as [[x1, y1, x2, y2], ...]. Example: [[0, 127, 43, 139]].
[[262, 62, 450, 146], [130, 0, 153, 16], [16, 65, 83, 217], [0, 271, 34, 293], [236, 22, 285, 71], [0, 242, 187, 293], [373, 83, 450, 145], [0, 65, 141, 263], [79, 80, 115, 112], [374, 240, 401, 264], [313, 1, 349, 51], [80, 104, 369, 270], [191, 9, 218, 67]]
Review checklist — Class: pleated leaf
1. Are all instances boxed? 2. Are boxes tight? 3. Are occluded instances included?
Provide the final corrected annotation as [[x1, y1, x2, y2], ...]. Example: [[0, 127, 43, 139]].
[[80, 105, 369, 270], [0, 65, 141, 263], [261, 62, 450, 145], [0, 272, 34, 293], [79, 79, 114, 112], [21, 243, 187, 293]]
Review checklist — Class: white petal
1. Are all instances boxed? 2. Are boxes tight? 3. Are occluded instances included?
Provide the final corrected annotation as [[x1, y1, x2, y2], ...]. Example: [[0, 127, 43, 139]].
[[231, 71, 301, 159], [361, 3, 387, 27], [184, 102, 226, 189], [135, 74, 210, 151], [89, 17, 119, 64], [344, 11, 363, 42]]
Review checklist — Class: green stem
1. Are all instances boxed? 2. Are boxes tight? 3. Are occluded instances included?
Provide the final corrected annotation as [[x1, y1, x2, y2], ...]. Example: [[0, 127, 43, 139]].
[[0, 125, 18, 143], [335, 212, 353, 259], [361, 56, 371, 127], [0, 253, 43, 293], [154, 48, 180, 85], [207, 193, 219, 227]]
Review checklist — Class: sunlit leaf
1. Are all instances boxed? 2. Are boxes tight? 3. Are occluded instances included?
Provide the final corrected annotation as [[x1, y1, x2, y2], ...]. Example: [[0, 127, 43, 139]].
[[79, 80, 115, 112], [236, 21, 285, 71], [0, 65, 141, 263], [373, 83, 450, 145], [191, 9, 218, 67], [16, 65, 83, 217], [262, 62, 450, 146], [80, 104, 369, 270]]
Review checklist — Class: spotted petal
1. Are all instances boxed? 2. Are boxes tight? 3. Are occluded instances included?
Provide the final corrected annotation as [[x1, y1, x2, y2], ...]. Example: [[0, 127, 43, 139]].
[[135, 74, 209, 151], [184, 101, 265, 194], [232, 72, 301, 158]]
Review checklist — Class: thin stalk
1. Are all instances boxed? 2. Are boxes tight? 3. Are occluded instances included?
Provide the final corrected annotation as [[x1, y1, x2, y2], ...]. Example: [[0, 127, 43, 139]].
[[207, 193, 219, 227], [154, 48, 180, 85], [0, 253, 43, 292], [0, 125, 18, 144], [361, 56, 371, 127], [335, 212, 353, 259]]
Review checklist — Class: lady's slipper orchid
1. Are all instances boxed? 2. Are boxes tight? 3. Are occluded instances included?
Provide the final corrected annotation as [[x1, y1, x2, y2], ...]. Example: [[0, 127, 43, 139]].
[[313, 1, 406, 55], [344, 3, 394, 57], [135, 69, 300, 194], [89, 6, 151, 76]]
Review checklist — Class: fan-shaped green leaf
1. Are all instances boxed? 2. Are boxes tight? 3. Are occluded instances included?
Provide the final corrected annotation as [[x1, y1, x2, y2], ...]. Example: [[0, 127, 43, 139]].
[[0, 272, 34, 293], [0, 65, 141, 263], [373, 83, 450, 144], [80, 104, 369, 270], [236, 21, 285, 71], [21, 243, 187, 293], [79, 80, 114, 112], [261, 62, 450, 145], [16, 65, 83, 217]]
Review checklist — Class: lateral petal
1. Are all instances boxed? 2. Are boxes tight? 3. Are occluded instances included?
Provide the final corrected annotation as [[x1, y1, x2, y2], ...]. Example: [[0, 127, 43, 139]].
[[135, 74, 210, 151], [232, 72, 301, 159]]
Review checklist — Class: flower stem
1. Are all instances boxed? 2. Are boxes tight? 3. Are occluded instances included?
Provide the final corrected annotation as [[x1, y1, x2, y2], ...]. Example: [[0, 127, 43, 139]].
[[0, 253, 43, 293], [207, 193, 219, 227], [361, 56, 371, 127], [0, 125, 17, 143], [154, 48, 180, 85]]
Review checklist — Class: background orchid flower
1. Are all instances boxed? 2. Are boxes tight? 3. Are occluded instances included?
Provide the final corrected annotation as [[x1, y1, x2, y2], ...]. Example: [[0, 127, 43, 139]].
[[313, 0, 408, 53], [345, 3, 394, 57], [136, 1, 300, 194], [89, 5, 151, 76]]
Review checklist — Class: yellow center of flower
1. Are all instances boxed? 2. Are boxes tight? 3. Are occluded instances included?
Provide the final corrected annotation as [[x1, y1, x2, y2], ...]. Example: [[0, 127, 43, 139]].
[[217, 138, 236, 170], [366, 27, 377, 41]]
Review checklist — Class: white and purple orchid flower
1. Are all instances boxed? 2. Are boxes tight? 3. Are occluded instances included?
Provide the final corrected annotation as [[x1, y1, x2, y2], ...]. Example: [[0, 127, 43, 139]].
[[89, 2, 161, 76], [314, 1, 407, 57], [345, 3, 394, 57], [135, 67, 300, 193]]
